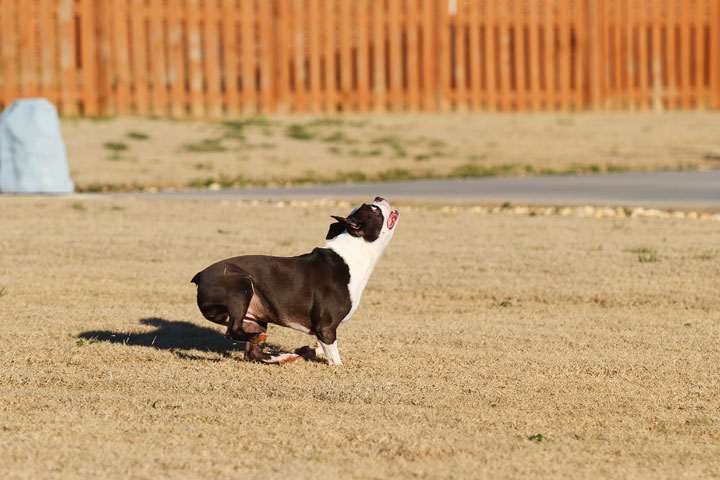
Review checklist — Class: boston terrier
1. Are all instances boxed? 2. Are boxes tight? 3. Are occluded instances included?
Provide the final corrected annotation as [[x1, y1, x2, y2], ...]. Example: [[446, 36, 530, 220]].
[[191, 197, 399, 365]]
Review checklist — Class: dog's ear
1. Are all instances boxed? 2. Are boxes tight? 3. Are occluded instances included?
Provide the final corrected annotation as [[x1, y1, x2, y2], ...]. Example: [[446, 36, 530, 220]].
[[326, 215, 362, 239]]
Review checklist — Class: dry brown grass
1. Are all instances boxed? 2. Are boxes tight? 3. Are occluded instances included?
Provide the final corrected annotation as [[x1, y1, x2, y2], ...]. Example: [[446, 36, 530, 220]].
[[1, 196, 719, 479], [62, 112, 720, 191]]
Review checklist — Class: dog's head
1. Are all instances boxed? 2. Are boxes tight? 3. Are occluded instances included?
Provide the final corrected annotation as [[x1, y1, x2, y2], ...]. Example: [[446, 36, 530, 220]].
[[326, 197, 399, 246]]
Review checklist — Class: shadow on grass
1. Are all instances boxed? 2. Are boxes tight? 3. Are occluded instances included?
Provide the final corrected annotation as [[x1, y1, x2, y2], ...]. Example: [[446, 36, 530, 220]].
[[77, 317, 310, 363], [78, 317, 244, 360]]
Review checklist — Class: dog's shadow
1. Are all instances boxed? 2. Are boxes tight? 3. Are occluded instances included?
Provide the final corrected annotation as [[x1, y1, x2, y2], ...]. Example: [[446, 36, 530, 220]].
[[78, 317, 245, 361], [78, 317, 316, 363]]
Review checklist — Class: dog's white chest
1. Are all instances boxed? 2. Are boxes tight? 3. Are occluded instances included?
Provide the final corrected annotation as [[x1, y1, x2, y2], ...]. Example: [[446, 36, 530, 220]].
[[324, 236, 381, 324]]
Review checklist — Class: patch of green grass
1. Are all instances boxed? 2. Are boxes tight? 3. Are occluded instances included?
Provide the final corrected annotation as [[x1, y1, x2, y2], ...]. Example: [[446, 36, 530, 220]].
[[245, 143, 276, 150], [492, 300, 513, 307], [624, 246, 660, 262], [127, 131, 150, 140], [217, 228, 232, 235], [103, 141, 128, 152], [194, 162, 214, 171], [335, 171, 368, 183], [639, 250, 660, 263], [349, 148, 383, 158], [76, 339, 98, 347], [182, 138, 226, 153], [377, 168, 415, 182], [286, 124, 315, 141], [467, 153, 488, 162], [451, 163, 518, 178], [305, 117, 345, 128], [288, 170, 321, 185], [322, 131, 357, 144], [0, 286, 6, 298], [528, 433, 546, 442], [222, 117, 272, 139], [327, 146, 343, 155], [693, 250, 716, 260], [371, 135, 408, 158], [71, 201, 86, 211]]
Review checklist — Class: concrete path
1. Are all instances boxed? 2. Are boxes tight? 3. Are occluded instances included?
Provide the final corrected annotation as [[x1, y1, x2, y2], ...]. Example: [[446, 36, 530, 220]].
[[129, 170, 720, 208]]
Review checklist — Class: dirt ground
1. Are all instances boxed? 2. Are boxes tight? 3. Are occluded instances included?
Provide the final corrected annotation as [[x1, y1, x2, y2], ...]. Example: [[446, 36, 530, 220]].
[[1, 196, 718, 479], [61, 112, 720, 191]]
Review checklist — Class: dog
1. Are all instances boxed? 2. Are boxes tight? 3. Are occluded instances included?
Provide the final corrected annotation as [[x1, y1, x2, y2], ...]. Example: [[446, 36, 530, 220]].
[[191, 197, 399, 365]]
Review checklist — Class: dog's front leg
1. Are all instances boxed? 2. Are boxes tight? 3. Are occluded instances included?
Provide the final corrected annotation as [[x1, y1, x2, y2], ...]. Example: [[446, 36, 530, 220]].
[[316, 326, 342, 365]]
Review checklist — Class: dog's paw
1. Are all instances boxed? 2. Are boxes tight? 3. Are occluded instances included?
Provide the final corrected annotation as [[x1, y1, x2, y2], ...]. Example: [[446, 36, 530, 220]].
[[294, 346, 317, 360], [262, 353, 300, 365]]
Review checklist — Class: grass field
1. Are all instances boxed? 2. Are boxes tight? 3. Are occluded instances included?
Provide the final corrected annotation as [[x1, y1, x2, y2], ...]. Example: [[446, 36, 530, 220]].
[[1, 196, 719, 479], [62, 112, 720, 191]]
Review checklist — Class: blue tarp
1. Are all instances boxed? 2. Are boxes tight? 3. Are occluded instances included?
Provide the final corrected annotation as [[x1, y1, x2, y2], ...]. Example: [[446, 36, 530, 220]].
[[0, 98, 74, 194]]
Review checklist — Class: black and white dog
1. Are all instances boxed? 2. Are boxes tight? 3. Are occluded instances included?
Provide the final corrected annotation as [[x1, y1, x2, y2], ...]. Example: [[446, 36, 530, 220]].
[[191, 197, 399, 365]]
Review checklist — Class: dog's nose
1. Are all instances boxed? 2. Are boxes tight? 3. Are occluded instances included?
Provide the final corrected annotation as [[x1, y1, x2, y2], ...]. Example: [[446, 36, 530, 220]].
[[374, 196, 389, 206]]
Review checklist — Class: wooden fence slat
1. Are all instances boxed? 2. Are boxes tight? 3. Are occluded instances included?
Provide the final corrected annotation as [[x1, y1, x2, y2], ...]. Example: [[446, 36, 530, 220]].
[[220, 0, 238, 115], [527, 2, 541, 111], [1, 0, 19, 108], [38, 0, 57, 104], [649, 0, 661, 110], [387, 0, 403, 110], [186, 0, 204, 117], [454, 0, 466, 110], [371, 0, 384, 111], [511, 0, 525, 111], [339, 0, 353, 110], [484, 1, 498, 111], [680, 0, 692, 108], [665, 0, 676, 109], [130, 0, 149, 115], [239, 0, 255, 112], [166, 0, 184, 116], [468, 0, 481, 110], [638, 0, 649, 109], [438, 0, 451, 111], [19, 0, 38, 98], [258, 0, 274, 113], [574, 0, 586, 110], [695, 0, 706, 107], [421, 0, 435, 111], [204, 0, 221, 117], [356, 0, 370, 111], [291, 0, 306, 111], [275, 0, 289, 112], [58, 0, 77, 115], [147, 0, 167, 116], [405, 0, 419, 111], [712, 0, 720, 108], [308, 0, 322, 112], [542, 0, 554, 108], [80, 0, 98, 115], [95, 0, 112, 115]]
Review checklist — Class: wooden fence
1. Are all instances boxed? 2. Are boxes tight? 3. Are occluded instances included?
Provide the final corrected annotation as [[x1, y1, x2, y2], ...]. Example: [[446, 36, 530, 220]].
[[0, 0, 718, 117]]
